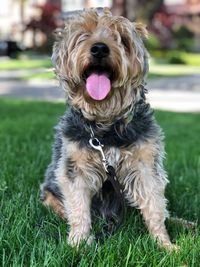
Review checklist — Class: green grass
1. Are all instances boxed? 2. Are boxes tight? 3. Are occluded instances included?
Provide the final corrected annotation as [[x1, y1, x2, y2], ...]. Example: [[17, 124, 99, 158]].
[[180, 52, 200, 66], [7, 71, 55, 81], [22, 62, 199, 80], [21, 71, 55, 80], [149, 61, 200, 79], [0, 59, 52, 70], [0, 99, 200, 266], [1, 52, 200, 81], [3, 62, 200, 81], [151, 51, 200, 66]]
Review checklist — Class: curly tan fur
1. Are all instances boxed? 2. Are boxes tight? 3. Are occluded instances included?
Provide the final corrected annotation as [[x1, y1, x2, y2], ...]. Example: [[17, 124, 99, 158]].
[[52, 8, 148, 122]]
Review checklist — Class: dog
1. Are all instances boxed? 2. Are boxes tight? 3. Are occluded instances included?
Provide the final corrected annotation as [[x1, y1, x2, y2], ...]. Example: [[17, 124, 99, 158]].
[[40, 8, 177, 250]]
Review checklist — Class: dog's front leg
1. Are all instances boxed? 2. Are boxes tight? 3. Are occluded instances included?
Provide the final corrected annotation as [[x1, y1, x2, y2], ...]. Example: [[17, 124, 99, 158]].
[[139, 184, 179, 251], [138, 183, 172, 249], [60, 176, 93, 247], [126, 161, 177, 250]]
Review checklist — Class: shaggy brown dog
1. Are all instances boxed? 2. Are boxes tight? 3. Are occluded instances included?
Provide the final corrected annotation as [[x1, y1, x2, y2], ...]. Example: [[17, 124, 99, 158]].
[[40, 8, 177, 250]]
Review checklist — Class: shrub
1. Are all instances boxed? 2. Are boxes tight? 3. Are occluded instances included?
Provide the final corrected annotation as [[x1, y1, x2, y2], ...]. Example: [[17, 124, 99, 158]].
[[167, 52, 186, 64], [145, 33, 161, 51], [173, 26, 194, 52]]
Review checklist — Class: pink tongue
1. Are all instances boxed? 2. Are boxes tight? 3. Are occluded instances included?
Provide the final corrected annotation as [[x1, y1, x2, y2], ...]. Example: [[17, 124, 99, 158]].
[[86, 73, 111, 101]]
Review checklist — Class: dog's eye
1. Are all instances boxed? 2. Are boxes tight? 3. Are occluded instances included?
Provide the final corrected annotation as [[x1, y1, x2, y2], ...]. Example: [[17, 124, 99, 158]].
[[121, 37, 130, 52], [76, 34, 90, 45]]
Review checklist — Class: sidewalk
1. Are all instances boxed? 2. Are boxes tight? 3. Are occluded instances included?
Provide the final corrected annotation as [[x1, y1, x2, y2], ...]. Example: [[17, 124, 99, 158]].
[[147, 75, 200, 112], [0, 69, 200, 112]]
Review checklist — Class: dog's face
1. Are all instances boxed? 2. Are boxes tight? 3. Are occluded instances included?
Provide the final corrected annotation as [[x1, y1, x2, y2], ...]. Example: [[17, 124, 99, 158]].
[[53, 8, 148, 121]]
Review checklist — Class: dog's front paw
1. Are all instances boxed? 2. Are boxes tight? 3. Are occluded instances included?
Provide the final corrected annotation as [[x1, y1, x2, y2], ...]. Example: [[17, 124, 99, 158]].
[[166, 244, 180, 252], [161, 242, 180, 252], [68, 230, 94, 247]]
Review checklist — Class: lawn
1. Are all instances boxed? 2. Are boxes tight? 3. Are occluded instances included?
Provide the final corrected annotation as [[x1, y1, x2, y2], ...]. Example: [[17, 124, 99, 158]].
[[21, 71, 55, 81], [1, 52, 200, 81], [149, 62, 200, 79], [0, 58, 52, 70], [0, 99, 200, 266]]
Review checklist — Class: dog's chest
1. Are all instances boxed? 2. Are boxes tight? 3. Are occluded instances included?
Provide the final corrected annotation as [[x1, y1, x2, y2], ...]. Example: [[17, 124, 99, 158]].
[[94, 145, 133, 177], [105, 147, 121, 168], [65, 138, 136, 191]]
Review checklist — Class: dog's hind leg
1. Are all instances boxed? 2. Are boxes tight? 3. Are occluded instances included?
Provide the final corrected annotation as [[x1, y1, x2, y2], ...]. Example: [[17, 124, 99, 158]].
[[40, 188, 66, 220]]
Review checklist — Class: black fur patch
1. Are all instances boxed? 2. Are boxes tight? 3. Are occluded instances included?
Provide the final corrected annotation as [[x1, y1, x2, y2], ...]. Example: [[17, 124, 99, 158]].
[[66, 157, 76, 180], [60, 92, 158, 149], [41, 132, 64, 202], [41, 170, 63, 202]]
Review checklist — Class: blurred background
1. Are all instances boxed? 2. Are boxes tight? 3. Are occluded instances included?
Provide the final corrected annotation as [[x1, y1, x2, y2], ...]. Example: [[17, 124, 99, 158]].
[[0, 0, 200, 111]]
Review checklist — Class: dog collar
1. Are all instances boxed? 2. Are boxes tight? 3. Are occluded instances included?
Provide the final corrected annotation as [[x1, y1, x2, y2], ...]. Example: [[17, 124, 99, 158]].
[[61, 98, 154, 149]]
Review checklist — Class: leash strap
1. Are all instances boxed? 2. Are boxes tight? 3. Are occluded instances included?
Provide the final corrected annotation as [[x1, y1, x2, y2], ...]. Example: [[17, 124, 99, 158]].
[[89, 136, 126, 233], [106, 165, 126, 229]]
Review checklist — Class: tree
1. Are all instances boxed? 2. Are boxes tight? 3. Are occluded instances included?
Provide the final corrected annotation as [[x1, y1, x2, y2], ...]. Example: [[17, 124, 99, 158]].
[[112, 0, 164, 22], [24, 1, 61, 50]]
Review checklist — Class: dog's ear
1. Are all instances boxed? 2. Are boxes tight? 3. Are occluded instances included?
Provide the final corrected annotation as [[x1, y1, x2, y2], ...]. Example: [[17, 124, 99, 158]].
[[134, 22, 148, 39], [103, 7, 112, 16], [132, 22, 149, 82]]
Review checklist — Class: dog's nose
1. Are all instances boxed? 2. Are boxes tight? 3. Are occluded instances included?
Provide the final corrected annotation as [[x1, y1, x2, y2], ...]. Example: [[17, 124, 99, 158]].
[[90, 43, 110, 58]]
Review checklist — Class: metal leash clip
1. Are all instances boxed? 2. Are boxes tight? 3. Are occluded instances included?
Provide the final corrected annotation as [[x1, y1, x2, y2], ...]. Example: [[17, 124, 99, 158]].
[[89, 137, 109, 172]]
